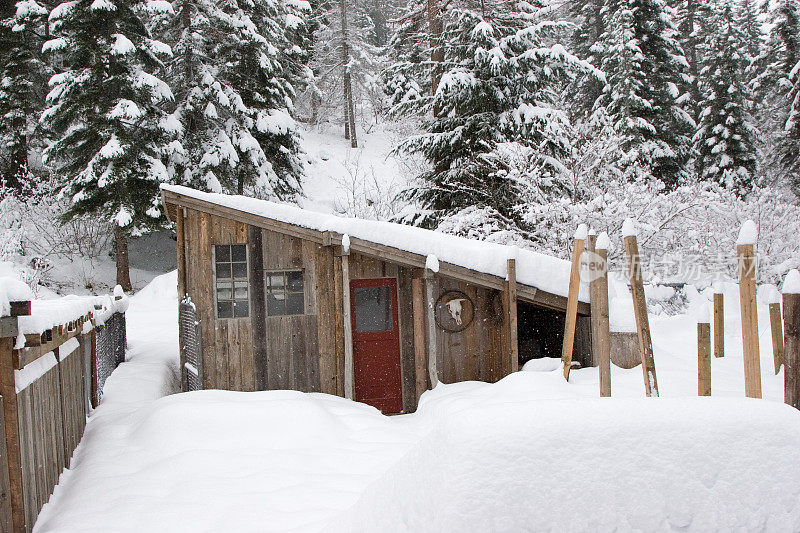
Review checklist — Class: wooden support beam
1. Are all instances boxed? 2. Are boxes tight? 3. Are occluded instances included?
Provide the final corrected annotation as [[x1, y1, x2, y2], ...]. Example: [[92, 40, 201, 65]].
[[341, 253, 354, 400], [698, 316, 711, 396], [506, 258, 519, 374], [736, 241, 761, 398], [424, 268, 438, 387], [561, 227, 586, 381], [713, 292, 724, 358], [769, 302, 784, 374], [591, 235, 611, 397], [623, 225, 659, 397], [0, 333, 25, 533], [784, 270, 800, 409], [176, 207, 187, 299], [412, 278, 428, 400]]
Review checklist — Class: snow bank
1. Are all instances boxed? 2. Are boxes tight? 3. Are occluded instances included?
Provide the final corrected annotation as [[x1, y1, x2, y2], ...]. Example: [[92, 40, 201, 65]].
[[336, 398, 800, 532], [161, 185, 588, 301], [0, 276, 33, 317]]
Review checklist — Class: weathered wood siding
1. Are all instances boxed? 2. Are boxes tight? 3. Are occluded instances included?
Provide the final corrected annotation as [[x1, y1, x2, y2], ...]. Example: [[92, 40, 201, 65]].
[[184, 208, 255, 391], [433, 277, 507, 384]]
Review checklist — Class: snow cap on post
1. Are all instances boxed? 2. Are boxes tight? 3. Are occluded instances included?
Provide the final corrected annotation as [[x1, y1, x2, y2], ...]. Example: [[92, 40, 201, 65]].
[[596, 232, 611, 251], [588, 227, 597, 237], [736, 219, 758, 246], [425, 254, 439, 273], [342, 233, 350, 254], [114, 284, 125, 299], [622, 218, 637, 238], [574, 223, 588, 240], [784, 269, 800, 294]]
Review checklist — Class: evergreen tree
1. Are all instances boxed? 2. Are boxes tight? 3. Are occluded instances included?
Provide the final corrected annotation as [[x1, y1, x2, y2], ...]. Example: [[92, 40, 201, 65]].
[[42, 0, 176, 290], [159, 0, 310, 198], [593, 0, 695, 187], [693, 0, 758, 195], [0, 1, 52, 189], [567, 0, 606, 117], [752, 0, 800, 189], [398, 5, 598, 230]]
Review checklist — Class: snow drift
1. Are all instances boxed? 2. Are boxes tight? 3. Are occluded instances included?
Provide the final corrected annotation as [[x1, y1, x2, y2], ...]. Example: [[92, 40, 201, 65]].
[[334, 398, 800, 532]]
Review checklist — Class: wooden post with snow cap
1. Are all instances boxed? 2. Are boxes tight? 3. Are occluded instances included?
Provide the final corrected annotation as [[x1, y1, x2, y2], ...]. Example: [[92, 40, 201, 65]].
[[622, 218, 659, 397], [736, 220, 761, 399], [425, 254, 439, 387], [562, 224, 587, 381], [783, 269, 800, 409], [713, 289, 724, 358], [768, 292, 784, 374], [591, 232, 612, 397], [341, 234, 354, 400], [698, 305, 711, 396]]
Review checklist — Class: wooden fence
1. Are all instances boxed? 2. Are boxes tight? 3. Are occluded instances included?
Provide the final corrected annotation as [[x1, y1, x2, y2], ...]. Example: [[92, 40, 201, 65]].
[[0, 295, 126, 532]]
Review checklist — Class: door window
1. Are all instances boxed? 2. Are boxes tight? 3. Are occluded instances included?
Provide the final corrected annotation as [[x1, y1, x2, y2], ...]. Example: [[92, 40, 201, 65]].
[[353, 286, 392, 332]]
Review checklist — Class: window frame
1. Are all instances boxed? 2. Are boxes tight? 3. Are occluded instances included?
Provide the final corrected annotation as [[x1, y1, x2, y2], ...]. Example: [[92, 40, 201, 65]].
[[213, 243, 250, 319], [264, 269, 306, 317]]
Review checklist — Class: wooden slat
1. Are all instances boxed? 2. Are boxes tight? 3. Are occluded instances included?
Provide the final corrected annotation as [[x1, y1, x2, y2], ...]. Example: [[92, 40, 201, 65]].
[[411, 277, 428, 406], [9, 302, 30, 318], [248, 225, 266, 391], [625, 235, 659, 397], [0, 396, 12, 532], [397, 268, 417, 412], [561, 237, 585, 381], [424, 270, 438, 387], [590, 247, 611, 397], [0, 335, 25, 532]]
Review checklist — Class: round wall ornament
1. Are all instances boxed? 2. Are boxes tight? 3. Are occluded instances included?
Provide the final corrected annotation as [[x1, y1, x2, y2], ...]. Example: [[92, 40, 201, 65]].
[[434, 290, 475, 332]]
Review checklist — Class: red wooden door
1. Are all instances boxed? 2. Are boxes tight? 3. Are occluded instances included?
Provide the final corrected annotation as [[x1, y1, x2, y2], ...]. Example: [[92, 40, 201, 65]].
[[350, 278, 403, 414]]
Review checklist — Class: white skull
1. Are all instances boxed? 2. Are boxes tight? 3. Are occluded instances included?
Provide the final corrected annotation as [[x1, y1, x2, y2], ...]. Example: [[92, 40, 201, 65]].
[[446, 298, 467, 325]]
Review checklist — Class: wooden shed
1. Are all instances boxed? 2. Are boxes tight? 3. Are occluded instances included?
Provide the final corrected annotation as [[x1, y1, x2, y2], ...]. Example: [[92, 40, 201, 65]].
[[161, 185, 592, 414]]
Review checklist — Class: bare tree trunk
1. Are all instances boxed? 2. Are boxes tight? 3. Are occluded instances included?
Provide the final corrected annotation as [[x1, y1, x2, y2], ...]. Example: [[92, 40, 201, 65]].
[[339, 0, 358, 147], [427, 0, 444, 105], [114, 225, 133, 292]]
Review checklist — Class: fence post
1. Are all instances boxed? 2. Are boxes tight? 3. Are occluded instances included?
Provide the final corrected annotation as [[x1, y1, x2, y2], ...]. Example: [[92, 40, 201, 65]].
[[736, 220, 761, 399], [562, 224, 587, 381], [0, 321, 25, 532], [713, 291, 724, 358], [698, 307, 711, 396], [768, 300, 784, 375], [591, 232, 612, 397], [783, 269, 800, 409], [622, 219, 659, 397]]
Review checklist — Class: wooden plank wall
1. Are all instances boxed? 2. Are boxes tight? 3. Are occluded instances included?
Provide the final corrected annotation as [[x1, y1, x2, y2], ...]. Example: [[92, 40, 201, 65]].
[[183, 208, 255, 391], [434, 277, 507, 384]]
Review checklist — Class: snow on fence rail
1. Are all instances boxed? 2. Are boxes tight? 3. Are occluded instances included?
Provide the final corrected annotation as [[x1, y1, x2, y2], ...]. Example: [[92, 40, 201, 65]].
[[0, 286, 128, 533]]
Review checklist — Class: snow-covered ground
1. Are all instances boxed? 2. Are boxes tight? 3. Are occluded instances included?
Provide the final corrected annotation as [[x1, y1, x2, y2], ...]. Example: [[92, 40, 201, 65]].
[[8, 125, 800, 531], [31, 266, 800, 531]]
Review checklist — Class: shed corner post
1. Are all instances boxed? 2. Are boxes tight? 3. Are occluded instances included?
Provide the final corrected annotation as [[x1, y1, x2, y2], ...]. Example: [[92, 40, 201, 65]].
[[341, 249, 354, 400], [506, 258, 518, 374], [423, 267, 438, 388]]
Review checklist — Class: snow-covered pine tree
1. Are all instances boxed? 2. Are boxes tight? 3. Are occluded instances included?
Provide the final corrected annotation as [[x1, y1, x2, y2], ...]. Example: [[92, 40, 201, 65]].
[[42, 0, 176, 290], [158, 0, 309, 199], [751, 0, 800, 190], [568, 0, 606, 117], [398, 4, 599, 231], [593, 0, 695, 187], [382, 0, 429, 112], [0, 1, 52, 189], [693, 0, 758, 195]]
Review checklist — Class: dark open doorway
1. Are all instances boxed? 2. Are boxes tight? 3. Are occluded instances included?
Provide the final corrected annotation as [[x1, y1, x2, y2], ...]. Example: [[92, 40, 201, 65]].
[[517, 301, 592, 368]]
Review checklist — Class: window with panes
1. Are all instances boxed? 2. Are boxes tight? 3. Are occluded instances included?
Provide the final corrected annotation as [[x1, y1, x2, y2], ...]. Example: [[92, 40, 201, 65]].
[[214, 244, 249, 318], [265, 271, 305, 316]]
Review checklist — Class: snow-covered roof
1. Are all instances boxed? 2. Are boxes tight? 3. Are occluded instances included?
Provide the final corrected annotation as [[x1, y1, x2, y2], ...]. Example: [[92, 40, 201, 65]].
[[161, 185, 589, 304]]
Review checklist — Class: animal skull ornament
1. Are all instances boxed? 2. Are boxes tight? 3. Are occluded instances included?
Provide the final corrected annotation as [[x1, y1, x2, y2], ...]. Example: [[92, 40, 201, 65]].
[[434, 290, 475, 332]]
